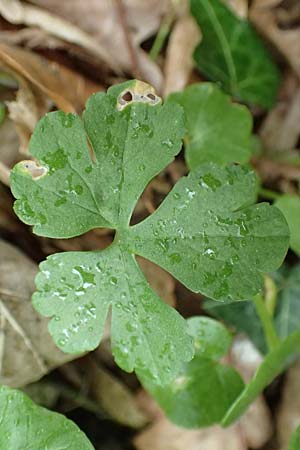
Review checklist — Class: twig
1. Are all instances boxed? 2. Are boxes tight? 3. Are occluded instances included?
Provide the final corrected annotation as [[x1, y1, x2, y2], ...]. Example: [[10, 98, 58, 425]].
[[0, 161, 11, 187]]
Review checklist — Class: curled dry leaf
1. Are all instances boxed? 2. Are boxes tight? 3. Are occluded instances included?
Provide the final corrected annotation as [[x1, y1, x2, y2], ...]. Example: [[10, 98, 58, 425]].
[[277, 362, 300, 450], [134, 414, 246, 450], [1, 0, 167, 90], [224, 0, 248, 19], [0, 239, 78, 388], [0, 42, 102, 158], [250, 2, 300, 79], [164, 15, 201, 97], [79, 356, 148, 429], [260, 76, 300, 152]]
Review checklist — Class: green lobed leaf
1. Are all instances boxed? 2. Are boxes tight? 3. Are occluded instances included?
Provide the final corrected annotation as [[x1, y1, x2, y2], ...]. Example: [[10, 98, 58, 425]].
[[0, 386, 94, 450], [33, 245, 193, 384], [127, 163, 290, 301], [288, 427, 300, 450], [167, 83, 253, 168], [222, 331, 300, 426], [275, 195, 300, 256], [10, 80, 289, 384], [140, 317, 244, 428], [191, 0, 281, 109]]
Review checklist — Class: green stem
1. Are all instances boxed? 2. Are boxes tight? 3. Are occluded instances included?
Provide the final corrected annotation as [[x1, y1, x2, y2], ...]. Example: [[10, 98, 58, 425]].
[[259, 188, 281, 201], [253, 293, 280, 351], [149, 15, 174, 60]]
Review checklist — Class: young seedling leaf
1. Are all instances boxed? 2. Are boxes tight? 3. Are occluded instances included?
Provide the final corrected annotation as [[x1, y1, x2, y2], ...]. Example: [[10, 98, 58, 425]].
[[127, 164, 289, 301], [140, 317, 244, 428], [190, 0, 281, 109], [0, 386, 94, 450], [33, 246, 193, 384], [167, 83, 253, 168], [275, 195, 300, 256], [288, 427, 300, 450], [222, 331, 300, 426], [10, 80, 289, 383]]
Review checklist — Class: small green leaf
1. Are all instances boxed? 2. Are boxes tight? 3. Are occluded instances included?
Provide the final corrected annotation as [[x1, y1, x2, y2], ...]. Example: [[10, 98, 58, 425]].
[[288, 427, 300, 450], [167, 83, 252, 168], [141, 317, 244, 428], [275, 195, 300, 255], [128, 164, 289, 301], [33, 245, 193, 384], [222, 331, 300, 426], [191, 0, 281, 108], [0, 386, 94, 450]]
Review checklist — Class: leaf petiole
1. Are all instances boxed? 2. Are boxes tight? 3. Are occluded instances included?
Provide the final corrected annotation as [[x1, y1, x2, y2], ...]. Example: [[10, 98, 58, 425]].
[[253, 292, 280, 351]]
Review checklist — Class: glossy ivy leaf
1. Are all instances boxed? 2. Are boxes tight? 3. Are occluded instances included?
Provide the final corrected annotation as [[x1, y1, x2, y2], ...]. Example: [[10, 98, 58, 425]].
[[274, 265, 300, 340], [191, 0, 281, 109], [11, 80, 184, 237], [0, 386, 94, 450], [222, 331, 300, 426], [167, 83, 253, 168], [33, 245, 193, 384], [275, 195, 300, 255], [140, 317, 244, 428], [288, 427, 300, 450], [127, 164, 289, 301], [10, 80, 289, 384]]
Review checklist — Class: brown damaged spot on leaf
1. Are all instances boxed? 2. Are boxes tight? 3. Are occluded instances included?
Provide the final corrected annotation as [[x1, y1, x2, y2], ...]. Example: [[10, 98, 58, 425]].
[[117, 81, 161, 111], [19, 160, 48, 180]]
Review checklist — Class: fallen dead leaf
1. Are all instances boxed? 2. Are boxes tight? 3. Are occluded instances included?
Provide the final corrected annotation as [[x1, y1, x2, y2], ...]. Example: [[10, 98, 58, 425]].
[[0, 42, 102, 159], [277, 361, 300, 450], [0, 0, 168, 90], [164, 15, 201, 97], [0, 239, 78, 388], [224, 0, 248, 19], [79, 356, 148, 429], [260, 80, 300, 153]]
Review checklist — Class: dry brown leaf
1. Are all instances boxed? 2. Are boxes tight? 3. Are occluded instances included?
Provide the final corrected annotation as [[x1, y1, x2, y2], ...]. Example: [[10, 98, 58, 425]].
[[0, 42, 102, 160], [79, 356, 148, 429], [260, 76, 300, 152], [0, 117, 19, 185], [276, 362, 300, 450], [164, 15, 201, 97], [0, 239, 77, 388], [224, 0, 248, 19], [0, 0, 118, 71], [134, 415, 246, 450], [250, 3, 300, 79], [1, 0, 167, 90]]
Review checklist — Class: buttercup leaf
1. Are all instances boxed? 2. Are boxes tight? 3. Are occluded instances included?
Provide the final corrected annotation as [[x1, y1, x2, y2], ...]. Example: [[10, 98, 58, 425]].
[[167, 83, 253, 168], [0, 386, 94, 450], [191, 0, 281, 108], [11, 80, 289, 384]]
